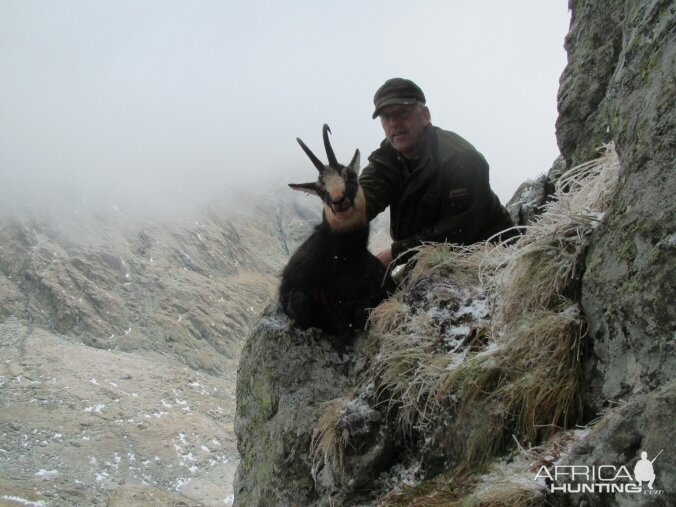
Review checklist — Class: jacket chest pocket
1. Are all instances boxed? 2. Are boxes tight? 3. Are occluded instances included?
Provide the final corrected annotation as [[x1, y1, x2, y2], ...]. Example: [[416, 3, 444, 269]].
[[445, 187, 471, 212]]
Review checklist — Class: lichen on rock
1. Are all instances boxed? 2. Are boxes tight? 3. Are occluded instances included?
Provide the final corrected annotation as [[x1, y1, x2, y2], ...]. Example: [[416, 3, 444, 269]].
[[234, 305, 393, 506]]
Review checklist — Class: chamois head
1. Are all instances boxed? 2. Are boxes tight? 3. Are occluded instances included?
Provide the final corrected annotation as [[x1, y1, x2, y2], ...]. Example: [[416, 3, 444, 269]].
[[291, 124, 365, 231]]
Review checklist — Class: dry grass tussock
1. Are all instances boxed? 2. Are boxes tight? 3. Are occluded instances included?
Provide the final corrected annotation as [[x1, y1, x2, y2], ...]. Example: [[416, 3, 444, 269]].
[[366, 144, 620, 468], [404, 242, 494, 283], [447, 306, 586, 469], [366, 291, 446, 433], [310, 392, 355, 480], [365, 252, 492, 434], [493, 143, 620, 323]]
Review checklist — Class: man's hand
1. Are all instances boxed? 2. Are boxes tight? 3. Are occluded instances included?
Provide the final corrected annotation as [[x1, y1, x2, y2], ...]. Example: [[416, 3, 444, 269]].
[[376, 247, 394, 266]]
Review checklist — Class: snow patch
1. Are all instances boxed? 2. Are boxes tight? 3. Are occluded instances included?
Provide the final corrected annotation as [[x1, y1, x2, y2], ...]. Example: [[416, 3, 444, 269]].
[[175, 398, 191, 411], [1, 496, 47, 507], [35, 468, 58, 477], [375, 460, 422, 496], [174, 477, 190, 492]]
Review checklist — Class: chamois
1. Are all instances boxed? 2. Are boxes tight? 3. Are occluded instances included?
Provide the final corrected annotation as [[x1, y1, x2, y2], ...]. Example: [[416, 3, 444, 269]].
[[279, 124, 393, 336]]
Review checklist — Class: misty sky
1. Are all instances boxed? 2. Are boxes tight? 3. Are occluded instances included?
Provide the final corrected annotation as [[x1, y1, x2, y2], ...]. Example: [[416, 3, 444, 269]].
[[1, 1, 570, 214]]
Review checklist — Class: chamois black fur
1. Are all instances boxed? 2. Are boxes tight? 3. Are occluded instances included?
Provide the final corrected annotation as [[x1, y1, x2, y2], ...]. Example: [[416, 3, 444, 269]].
[[280, 219, 392, 335], [279, 125, 393, 335]]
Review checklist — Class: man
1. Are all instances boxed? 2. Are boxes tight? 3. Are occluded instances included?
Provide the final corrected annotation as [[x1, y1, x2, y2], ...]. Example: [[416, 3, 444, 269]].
[[634, 451, 657, 489], [359, 78, 515, 265]]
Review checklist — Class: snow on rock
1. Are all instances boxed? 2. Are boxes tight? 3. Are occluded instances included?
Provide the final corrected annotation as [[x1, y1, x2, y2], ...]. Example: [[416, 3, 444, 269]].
[[1, 496, 47, 507]]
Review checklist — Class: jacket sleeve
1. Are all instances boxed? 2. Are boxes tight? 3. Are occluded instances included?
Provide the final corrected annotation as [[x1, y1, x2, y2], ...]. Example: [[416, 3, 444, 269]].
[[359, 161, 399, 222], [391, 150, 492, 259]]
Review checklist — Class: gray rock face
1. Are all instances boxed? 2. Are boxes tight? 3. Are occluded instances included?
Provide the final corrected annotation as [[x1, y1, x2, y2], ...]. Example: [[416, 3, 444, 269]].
[[554, 0, 675, 504], [560, 0, 676, 412], [553, 382, 675, 507], [234, 307, 344, 507], [233, 305, 392, 507], [555, 1, 623, 167], [506, 155, 564, 226]]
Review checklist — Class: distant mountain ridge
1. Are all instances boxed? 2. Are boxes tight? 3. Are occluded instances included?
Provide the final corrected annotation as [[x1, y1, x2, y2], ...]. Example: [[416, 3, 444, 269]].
[[0, 202, 279, 373], [0, 188, 394, 372]]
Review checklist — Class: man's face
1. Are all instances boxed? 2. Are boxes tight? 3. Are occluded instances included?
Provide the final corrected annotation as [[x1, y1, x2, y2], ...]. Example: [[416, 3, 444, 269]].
[[379, 103, 431, 158]]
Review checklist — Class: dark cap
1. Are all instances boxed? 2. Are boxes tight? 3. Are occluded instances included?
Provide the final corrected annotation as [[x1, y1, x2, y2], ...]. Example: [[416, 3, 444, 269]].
[[372, 78, 426, 119]]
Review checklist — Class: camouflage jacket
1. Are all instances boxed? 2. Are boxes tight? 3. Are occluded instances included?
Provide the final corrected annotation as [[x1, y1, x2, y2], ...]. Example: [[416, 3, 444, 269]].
[[360, 126, 514, 259]]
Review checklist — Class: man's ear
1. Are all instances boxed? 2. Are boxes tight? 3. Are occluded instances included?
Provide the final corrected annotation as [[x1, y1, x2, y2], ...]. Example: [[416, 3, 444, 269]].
[[421, 106, 431, 127], [288, 182, 319, 196]]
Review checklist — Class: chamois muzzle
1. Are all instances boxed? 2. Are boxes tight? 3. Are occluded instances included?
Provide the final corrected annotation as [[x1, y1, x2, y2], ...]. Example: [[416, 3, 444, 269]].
[[331, 196, 352, 214]]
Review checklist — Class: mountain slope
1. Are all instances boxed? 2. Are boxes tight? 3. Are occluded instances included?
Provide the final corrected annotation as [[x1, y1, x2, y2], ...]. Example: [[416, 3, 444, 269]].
[[0, 189, 359, 506]]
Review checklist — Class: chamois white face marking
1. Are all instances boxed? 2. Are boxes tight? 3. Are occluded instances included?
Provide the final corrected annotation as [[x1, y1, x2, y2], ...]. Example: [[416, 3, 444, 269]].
[[291, 125, 365, 231], [323, 170, 347, 207], [323, 157, 365, 231]]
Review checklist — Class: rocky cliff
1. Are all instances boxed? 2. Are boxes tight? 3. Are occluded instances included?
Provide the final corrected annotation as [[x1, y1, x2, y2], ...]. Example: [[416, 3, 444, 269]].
[[234, 1, 675, 506], [553, 1, 675, 504]]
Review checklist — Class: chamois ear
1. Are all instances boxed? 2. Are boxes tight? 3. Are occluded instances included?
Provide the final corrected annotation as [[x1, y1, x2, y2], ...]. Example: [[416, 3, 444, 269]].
[[288, 182, 319, 196], [349, 149, 361, 176]]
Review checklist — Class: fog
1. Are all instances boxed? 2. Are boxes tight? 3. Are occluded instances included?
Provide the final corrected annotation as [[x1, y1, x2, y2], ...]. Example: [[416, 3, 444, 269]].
[[1, 0, 570, 216]]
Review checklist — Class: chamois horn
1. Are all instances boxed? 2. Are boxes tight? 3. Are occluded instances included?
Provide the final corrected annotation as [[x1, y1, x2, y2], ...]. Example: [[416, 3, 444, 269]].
[[296, 136, 325, 173], [322, 124, 338, 167]]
